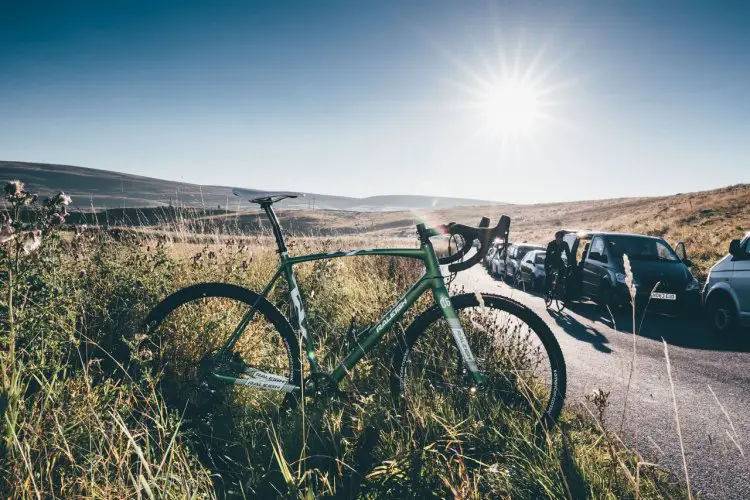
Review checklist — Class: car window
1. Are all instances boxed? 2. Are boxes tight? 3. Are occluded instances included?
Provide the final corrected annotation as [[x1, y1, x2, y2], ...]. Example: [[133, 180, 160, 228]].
[[656, 241, 673, 260], [535, 253, 546, 264], [517, 247, 533, 260], [576, 237, 590, 263], [589, 237, 605, 257], [606, 235, 679, 262]]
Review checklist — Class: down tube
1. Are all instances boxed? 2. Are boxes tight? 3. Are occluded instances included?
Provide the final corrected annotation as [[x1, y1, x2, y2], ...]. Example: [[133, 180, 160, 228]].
[[330, 276, 434, 382]]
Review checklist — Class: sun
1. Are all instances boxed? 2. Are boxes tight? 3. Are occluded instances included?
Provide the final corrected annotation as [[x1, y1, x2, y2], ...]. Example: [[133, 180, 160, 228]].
[[448, 37, 566, 145], [477, 79, 542, 136]]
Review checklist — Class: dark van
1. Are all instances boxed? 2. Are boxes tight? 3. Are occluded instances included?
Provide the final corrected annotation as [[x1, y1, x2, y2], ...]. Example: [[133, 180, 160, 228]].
[[561, 230, 700, 314]]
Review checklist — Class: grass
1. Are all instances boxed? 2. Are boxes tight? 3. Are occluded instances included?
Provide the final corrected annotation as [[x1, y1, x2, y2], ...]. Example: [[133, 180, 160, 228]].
[[64, 183, 749, 281], [0, 184, 688, 498]]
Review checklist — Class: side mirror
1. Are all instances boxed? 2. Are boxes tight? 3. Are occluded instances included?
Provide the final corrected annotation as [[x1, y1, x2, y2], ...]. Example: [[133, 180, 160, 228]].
[[675, 241, 687, 262], [729, 239, 741, 256]]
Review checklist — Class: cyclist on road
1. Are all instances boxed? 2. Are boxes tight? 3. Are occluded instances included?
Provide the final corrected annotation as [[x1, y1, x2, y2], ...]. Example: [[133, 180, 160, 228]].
[[545, 231, 571, 294]]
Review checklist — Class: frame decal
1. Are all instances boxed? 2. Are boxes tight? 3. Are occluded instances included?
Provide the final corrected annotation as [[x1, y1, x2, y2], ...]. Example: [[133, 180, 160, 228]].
[[289, 284, 308, 340], [447, 317, 480, 373]]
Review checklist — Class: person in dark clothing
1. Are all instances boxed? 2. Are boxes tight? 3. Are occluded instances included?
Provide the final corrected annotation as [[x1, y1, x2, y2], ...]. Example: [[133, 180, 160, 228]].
[[545, 231, 571, 293]]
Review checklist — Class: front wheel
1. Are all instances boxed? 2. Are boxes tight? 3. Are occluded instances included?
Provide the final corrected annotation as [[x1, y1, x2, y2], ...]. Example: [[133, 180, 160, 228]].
[[391, 293, 566, 430]]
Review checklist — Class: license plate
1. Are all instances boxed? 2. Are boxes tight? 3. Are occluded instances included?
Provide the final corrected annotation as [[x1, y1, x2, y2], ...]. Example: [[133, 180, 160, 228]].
[[651, 292, 676, 300]]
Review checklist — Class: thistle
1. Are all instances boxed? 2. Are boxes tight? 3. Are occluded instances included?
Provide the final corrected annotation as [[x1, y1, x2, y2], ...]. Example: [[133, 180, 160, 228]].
[[4, 180, 24, 196], [0, 224, 15, 244], [22, 230, 42, 254]]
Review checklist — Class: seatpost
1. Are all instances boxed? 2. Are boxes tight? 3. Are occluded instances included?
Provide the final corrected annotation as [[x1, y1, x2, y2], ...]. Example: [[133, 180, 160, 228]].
[[260, 202, 288, 256]]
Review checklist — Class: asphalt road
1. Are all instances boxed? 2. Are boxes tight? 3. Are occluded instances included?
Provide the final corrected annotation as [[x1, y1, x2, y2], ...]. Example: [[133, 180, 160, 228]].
[[454, 267, 750, 499]]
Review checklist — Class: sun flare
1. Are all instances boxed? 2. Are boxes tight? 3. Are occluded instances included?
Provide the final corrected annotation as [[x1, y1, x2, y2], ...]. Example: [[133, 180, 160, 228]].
[[450, 38, 566, 145], [478, 79, 541, 136]]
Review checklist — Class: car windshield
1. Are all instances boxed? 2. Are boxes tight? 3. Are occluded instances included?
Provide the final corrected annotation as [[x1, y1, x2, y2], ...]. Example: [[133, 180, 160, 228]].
[[606, 235, 679, 262]]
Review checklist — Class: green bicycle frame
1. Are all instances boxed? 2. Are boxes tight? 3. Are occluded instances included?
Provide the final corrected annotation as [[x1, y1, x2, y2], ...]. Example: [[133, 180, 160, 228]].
[[212, 201, 484, 389]]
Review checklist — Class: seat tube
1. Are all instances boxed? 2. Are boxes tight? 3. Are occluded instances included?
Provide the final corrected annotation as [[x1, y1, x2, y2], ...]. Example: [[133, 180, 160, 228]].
[[261, 202, 289, 258], [261, 202, 317, 369]]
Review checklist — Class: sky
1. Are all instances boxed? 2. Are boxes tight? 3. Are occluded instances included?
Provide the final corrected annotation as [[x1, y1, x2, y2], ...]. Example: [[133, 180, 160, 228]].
[[1, 0, 749, 203]]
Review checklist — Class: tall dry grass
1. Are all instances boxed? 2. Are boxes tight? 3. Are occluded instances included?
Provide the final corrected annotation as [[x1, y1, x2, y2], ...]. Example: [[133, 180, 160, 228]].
[[1, 183, 687, 498]]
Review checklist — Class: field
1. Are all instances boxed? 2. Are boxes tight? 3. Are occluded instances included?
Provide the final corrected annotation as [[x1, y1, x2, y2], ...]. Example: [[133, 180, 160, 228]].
[[0, 181, 690, 498], [72, 183, 749, 281]]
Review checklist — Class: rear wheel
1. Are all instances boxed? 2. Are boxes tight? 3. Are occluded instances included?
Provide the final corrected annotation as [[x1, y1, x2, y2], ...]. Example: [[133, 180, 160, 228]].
[[132, 283, 302, 423], [391, 293, 566, 430], [706, 294, 738, 334]]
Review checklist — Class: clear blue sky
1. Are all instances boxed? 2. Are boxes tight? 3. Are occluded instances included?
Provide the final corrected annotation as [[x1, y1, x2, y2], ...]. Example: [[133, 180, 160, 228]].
[[1, 0, 748, 203]]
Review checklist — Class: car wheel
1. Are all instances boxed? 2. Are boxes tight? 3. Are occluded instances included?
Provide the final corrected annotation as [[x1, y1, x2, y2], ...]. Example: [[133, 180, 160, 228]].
[[706, 294, 738, 334]]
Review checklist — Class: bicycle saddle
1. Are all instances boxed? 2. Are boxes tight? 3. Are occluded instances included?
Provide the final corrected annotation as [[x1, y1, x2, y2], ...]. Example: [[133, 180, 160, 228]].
[[232, 188, 305, 204]]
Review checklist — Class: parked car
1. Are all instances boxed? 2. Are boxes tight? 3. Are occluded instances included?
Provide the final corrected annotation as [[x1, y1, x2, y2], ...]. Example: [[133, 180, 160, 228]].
[[703, 233, 750, 333], [518, 250, 547, 291], [484, 243, 499, 269], [490, 243, 510, 277], [560, 230, 700, 314], [506, 243, 545, 284]]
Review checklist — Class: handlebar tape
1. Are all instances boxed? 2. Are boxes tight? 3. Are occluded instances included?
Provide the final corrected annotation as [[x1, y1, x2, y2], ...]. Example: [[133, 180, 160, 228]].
[[437, 217, 490, 265], [447, 215, 511, 273]]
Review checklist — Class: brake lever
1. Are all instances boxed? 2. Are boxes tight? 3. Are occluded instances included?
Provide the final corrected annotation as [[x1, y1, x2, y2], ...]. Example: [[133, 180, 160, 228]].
[[447, 215, 511, 273], [437, 217, 490, 265]]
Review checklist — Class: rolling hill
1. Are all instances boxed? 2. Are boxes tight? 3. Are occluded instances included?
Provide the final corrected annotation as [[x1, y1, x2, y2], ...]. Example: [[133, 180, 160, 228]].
[[3, 161, 747, 279], [0, 161, 501, 211]]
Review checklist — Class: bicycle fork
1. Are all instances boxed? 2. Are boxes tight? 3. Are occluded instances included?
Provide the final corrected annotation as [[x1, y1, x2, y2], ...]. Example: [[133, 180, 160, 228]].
[[431, 280, 486, 386]]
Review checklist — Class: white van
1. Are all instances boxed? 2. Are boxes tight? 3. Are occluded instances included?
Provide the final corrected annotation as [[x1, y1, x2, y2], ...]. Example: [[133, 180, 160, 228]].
[[703, 233, 750, 332]]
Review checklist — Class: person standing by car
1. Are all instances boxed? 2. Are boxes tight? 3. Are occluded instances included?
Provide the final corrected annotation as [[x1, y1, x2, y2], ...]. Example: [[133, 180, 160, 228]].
[[545, 231, 571, 293]]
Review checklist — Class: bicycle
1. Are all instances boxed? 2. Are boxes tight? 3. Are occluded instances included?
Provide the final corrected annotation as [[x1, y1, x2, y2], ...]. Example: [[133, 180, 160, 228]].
[[133, 189, 567, 431], [545, 267, 568, 312]]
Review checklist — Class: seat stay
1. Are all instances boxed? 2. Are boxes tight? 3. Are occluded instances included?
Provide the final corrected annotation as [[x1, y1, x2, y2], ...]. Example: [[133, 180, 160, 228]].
[[215, 266, 286, 358]]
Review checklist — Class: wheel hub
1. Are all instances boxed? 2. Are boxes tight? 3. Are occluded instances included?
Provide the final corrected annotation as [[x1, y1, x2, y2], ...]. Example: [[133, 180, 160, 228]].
[[715, 307, 729, 330]]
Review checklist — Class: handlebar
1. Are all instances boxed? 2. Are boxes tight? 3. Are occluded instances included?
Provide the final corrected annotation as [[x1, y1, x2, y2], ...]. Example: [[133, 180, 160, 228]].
[[434, 215, 511, 273], [437, 216, 490, 265]]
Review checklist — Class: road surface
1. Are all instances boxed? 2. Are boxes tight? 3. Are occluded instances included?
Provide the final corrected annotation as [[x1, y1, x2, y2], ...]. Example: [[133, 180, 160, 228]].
[[455, 267, 750, 499]]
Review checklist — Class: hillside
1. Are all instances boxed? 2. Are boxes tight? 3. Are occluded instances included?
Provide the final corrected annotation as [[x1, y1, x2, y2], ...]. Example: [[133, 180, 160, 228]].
[[4, 162, 746, 278], [64, 183, 749, 280], [0, 161, 500, 211]]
